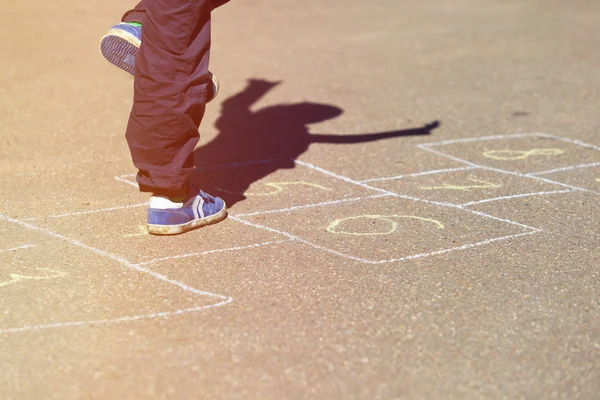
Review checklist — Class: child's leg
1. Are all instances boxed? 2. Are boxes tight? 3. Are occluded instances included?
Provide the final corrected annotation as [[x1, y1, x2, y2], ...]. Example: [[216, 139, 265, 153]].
[[125, 0, 214, 199]]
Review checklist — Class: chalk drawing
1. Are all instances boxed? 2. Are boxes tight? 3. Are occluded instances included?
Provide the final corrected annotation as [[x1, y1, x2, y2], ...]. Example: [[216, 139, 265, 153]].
[[123, 224, 148, 237], [420, 177, 502, 191], [217, 181, 331, 196], [326, 215, 445, 236], [482, 148, 564, 161], [0, 268, 66, 288]]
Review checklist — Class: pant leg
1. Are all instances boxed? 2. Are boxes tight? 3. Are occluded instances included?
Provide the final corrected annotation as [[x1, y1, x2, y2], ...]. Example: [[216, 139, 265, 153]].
[[124, 0, 213, 198], [122, 0, 230, 23]]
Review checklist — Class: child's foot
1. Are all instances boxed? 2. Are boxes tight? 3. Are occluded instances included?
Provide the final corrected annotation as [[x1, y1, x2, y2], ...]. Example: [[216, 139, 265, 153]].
[[146, 188, 227, 235], [99, 22, 219, 101]]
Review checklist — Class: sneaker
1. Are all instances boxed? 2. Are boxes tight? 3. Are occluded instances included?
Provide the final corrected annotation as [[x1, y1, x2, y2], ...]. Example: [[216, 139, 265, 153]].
[[99, 22, 219, 101], [147, 189, 227, 235]]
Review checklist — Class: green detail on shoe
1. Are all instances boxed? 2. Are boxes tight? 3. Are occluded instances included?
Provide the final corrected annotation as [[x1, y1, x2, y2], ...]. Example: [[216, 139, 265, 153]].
[[126, 22, 142, 27]]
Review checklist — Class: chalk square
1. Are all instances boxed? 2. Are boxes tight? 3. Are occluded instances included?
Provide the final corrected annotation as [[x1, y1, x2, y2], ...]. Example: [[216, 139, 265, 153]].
[[366, 169, 568, 206], [34, 207, 284, 265], [423, 134, 600, 174], [240, 196, 533, 263], [0, 241, 225, 334], [534, 165, 600, 194]]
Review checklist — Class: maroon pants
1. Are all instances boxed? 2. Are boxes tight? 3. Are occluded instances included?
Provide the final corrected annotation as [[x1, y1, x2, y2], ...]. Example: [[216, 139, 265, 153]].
[[122, 0, 229, 198]]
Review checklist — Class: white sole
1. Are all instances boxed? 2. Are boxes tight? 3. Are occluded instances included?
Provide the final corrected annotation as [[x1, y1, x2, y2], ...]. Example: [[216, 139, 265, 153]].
[[100, 28, 141, 48], [147, 206, 228, 236]]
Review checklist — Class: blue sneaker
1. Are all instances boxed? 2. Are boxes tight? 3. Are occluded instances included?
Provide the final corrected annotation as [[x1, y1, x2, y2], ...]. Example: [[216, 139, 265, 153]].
[[100, 22, 141, 76], [147, 189, 227, 235], [99, 22, 219, 101]]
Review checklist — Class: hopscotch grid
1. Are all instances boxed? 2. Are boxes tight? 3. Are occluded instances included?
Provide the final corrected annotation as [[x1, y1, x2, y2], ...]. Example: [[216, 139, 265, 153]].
[[360, 166, 478, 183], [0, 214, 234, 334], [5, 134, 591, 332]]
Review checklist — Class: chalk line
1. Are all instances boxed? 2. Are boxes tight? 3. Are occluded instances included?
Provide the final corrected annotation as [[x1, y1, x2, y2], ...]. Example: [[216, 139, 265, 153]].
[[361, 167, 478, 183], [137, 240, 293, 266], [0, 244, 36, 253], [379, 231, 538, 264], [233, 194, 390, 218], [460, 190, 574, 207], [39, 203, 147, 219], [415, 145, 480, 168], [0, 297, 233, 334], [528, 162, 600, 176], [535, 132, 600, 152], [114, 175, 139, 188]]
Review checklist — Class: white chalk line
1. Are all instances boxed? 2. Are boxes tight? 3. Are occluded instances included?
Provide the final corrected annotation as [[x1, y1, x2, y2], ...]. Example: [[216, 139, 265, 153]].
[[137, 240, 293, 266], [295, 159, 540, 231], [114, 175, 139, 188], [233, 194, 390, 218], [415, 144, 484, 168], [528, 162, 600, 176], [460, 190, 574, 207], [378, 231, 539, 264], [535, 132, 600, 152], [0, 297, 233, 334], [28, 203, 147, 220], [0, 244, 36, 253], [360, 167, 478, 183]]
